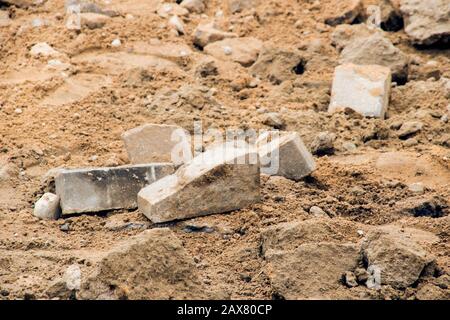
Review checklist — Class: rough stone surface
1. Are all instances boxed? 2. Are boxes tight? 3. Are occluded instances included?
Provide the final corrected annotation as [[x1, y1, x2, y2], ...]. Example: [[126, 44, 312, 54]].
[[204, 37, 263, 67], [180, 0, 205, 13], [339, 33, 409, 84], [138, 143, 260, 223], [193, 22, 237, 48], [310, 131, 336, 155], [156, 3, 189, 18], [324, 0, 363, 26], [331, 24, 374, 52], [397, 120, 423, 139], [79, 228, 225, 299], [379, 0, 404, 31], [33, 192, 61, 220], [80, 12, 110, 29], [400, 0, 450, 46], [29, 42, 59, 57], [250, 46, 306, 84], [256, 131, 316, 180], [362, 225, 437, 289], [226, 0, 259, 13], [55, 163, 174, 215], [0, 10, 11, 27], [395, 195, 447, 218], [122, 124, 191, 165], [266, 242, 361, 299], [329, 63, 392, 118]]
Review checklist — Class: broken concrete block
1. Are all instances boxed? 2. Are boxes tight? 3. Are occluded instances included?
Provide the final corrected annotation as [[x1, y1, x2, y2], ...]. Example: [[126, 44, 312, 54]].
[[193, 22, 237, 48], [122, 124, 191, 165], [55, 163, 174, 215], [34, 192, 61, 220], [204, 37, 263, 67], [400, 0, 450, 46], [328, 63, 392, 118], [256, 131, 316, 180], [138, 143, 260, 223]]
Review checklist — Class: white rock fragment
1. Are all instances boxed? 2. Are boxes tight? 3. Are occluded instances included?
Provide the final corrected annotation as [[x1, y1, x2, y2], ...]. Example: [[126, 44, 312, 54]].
[[168, 15, 185, 35], [30, 42, 59, 57], [34, 192, 61, 220], [138, 143, 260, 223], [256, 131, 316, 180], [329, 63, 392, 118], [122, 124, 192, 165]]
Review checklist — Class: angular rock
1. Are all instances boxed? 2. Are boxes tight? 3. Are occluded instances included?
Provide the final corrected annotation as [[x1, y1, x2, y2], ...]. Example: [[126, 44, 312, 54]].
[[157, 2, 189, 18], [180, 0, 205, 13], [400, 0, 450, 46], [122, 124, 191, 165], [193, 22, 237, 48], [397, 121, 423, 139], [324, 0, 363, 26], [331, 24, 375, 52], [79, 228, 224, 299], [329, 63, 392, 118], [0, 10, 11, 28], [339, 33, 409, 84], [226, 0, 259, 14], [1, 0, 36, 8], [33, 192, 61, 220], [250, 46, 306, 84], [29, 42, 59, 57], [379, 0, 404, 31], [310, 131, 335, 156], [261, 218, 364, 254], [204, 37, 263, 67], [395, 195, 447, 218], [256, 131, 316, 180], [261, 219, 364, 299], [168, 15, 185, 35], [55, 163, 174, 215], [138, 143, 260, 223], [266, 242, 361, 299], [362, 225, 437, 289]]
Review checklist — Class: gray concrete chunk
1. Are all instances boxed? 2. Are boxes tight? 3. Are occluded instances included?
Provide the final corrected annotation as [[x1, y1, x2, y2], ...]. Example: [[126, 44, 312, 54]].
[[256, 131, 316, 180], [122, 124, 191, 165], [138, 143, 260, 223], [55, 163, 174, 215]]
